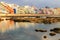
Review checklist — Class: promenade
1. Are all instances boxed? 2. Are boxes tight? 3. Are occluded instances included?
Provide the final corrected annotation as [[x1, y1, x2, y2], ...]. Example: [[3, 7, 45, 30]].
[[0, 14, 60, 17]]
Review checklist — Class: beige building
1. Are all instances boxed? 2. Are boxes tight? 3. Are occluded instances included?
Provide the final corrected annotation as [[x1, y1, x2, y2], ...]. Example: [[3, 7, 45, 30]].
[[41, 8, 54, 15], [0, 2, 9, 13], [52, 8, 60, 15]]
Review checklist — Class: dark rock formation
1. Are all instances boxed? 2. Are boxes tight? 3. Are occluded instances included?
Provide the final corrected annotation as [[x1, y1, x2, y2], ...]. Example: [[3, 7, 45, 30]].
[[58, 39, 60, 40], [35, 29, 47, 32], [50, 28, 60, 33], [43, 36, 47, 39], [49, 32, 56, 36]]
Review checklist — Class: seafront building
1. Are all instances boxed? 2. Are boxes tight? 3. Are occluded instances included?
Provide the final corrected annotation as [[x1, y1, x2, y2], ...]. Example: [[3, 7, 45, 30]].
[[39, 7, 60, 15], [0, 2, 60, 15]]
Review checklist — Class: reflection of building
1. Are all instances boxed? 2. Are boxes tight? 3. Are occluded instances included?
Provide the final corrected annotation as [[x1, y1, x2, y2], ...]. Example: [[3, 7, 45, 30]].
[[0, 20, 14, 32], [16, 22, 35, 28]]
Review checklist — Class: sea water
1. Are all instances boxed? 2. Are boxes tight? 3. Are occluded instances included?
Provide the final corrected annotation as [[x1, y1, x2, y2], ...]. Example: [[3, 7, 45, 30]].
[[0, 20, 60, 40]]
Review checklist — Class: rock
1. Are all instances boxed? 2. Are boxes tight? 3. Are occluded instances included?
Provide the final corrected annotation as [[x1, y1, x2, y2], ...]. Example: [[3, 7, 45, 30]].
[[50, 28, 60, 33], [43, 36, 47, 39], [35, 29, 39, 32], [49, 32, 56, 36], [0, 18, 4, 21], [58, 39, 60, 40], [43, 20, 51, 24], [35, 29, 47, 32]]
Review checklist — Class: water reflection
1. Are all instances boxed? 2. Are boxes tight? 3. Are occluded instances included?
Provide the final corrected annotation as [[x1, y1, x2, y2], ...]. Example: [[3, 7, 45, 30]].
[[0, 20, 36, 32], [0, 20, 14, 32], [16, 22, 38, 29], [0, 20, 60, 40]]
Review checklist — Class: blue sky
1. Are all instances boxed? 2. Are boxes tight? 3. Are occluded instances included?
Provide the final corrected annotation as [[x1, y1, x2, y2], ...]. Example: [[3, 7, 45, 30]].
[[0, 0, 60, 8]]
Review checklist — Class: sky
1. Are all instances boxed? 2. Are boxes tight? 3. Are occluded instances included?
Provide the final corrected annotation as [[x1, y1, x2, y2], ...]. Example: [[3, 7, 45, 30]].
[[0, 0, 60, 8]]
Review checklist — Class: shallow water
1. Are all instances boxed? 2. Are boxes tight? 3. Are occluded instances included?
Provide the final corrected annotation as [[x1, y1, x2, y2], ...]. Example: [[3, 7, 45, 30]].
[[0, 20, 60, 40]]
